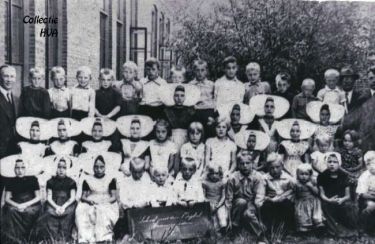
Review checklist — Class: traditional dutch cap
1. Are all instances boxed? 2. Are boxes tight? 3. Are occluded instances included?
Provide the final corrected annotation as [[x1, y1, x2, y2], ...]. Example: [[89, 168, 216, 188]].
[[116, 115, 155, 138], [249, 94, 290, 119], [324, 152, 342, 166], [306, 101, 345, 124], [16, 117, 52, 140], [78, 151, 122, 175], [44, 155, 79, 178], [47, 118, 82, 138], [80, 117, 117, 137], [236, 130, 270, 151], [0, 155, 44, 177], [160, 83, 201, 106], [217, 102, 255, 125], [276, 119, 316, 140]]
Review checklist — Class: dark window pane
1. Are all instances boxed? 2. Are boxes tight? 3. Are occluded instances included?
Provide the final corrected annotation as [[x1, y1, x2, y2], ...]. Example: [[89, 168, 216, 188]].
[[4, 1, 9, 62], [11, 5, 23, 64], [100, 13, 107, 68]]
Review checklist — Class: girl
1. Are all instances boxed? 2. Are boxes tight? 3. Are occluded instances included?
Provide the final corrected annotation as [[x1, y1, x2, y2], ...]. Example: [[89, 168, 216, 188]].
[[311, 134, 332, 174], [1, 159, 42, 243], [71, 66, 96, 120], [294, 164, 324, 234], [180, 122, 206, 177], [317, 152, 358, 237], [37, 157, 77, 242], [149, 119, 178, 175], [202, 164, 227, 233], [170, 65, 186, 83], [81, 118, 116, 153], [205, 117, 237, 178], [117, 115, 153, 176], [48, 66, 71, 118], [75, 155, 119, 243], [277, 120, 313, 177]]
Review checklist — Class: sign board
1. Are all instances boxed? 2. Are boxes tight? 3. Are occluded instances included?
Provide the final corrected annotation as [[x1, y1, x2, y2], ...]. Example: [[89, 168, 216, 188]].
[[127, 202, 213, 242]]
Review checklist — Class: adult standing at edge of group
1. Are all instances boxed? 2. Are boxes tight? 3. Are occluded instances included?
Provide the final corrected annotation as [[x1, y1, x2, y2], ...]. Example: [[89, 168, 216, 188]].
[[0, 65, 19, 204]]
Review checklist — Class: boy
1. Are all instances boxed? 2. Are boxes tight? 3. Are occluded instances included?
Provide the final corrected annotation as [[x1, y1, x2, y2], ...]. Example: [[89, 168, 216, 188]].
[[274, 72, 296, 105], [225, 153, 266, 244], [317, 69, 345, 104], [19, 67, 51, 118], [170, 65, 186, 83], [150, 166, 175, 207], [243, 62, 271, 104], [214, 56, 245, 109], [291, 78, 319, 120], [95, 68, 121, 119], [139, 58, 167, 119], [261, 153, 295, 236], [172, 157, 205, 206]]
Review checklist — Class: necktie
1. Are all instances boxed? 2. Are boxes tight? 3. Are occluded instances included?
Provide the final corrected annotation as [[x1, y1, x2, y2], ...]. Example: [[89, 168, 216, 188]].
[[7, 93, 12, 104], [345, 92, 349, 113]]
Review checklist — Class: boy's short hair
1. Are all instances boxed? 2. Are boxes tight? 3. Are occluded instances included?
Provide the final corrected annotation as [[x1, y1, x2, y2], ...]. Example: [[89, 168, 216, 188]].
[[122, 61, 138, 73], [154, 119, 172, 137], [76, 66, 92, 78], [324, 69, 340, 79], [237, 151, 252, 164], [99, 68, 115, 80], [29, 67, 44, 78], [145, 58, 161, 70], [181, 157, 197, 168], [50, 66, 66, 79], [364, 151, 375, 165], [301, 78, 315, 88], [222, 56, 237, 67], [296, 163, 313, 175], [206, 163, 223, 177], [151, 166, 169, 176], [246, 62, 260, 72], [193, 59, 208, 70]]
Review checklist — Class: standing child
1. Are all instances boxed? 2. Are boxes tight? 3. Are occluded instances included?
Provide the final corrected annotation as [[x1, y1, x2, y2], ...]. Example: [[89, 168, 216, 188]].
[[317, 69, 345, 105], [205, 117, 237, 178], [311, 134, 332, 174], [214, 56, 245, 109], [48, 66, 71, 118], [243, 62, 271, 104], [20, 67, 51, 118], [71, 66, 96, 120], [95, 68, 121, 119], [202, 164, 227, 233], [274, 72, 296, 117], [291, 78, 319, 120], [294, 164, 324, 234]]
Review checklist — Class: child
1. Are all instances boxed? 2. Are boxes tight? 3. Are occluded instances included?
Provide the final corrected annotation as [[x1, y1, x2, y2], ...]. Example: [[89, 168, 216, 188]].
[[291, 78, 319, 120], [16, 119, 49, 157], [357, 151, 375, 234], [81, 119, 114, 153], [139, 58, 167, 119], [214, 56, 245, 109], [205, 117, 237, 178], [170, 65, 186, 83], [37, 157, 77, 242], [243, 62, 271, 104], [46, 119, 80, 156], [237, 131, 268, 172], [294, 164, 324, 234], [317, 69, 345, 104], [278, 120, 310, 177], [149, 119, 178, 174], [189, 59, 215, 127], [180, 122, 206, 177], [117, 61, 143, 116], [172, 157, 205, 206], [311, 134, 332, 174], [150, 166, 174, 207], [95, 68, 121, 119], [228, 104, 247, 139], [317, 152, 358, 237], [274, 72, 296, 112], [48, 66, 71, 118], [262, 153, 295, 236], [225, 153, 266, 243], [20, 67, 51, 118], [71, 66, 96, 120], [202, 164, 227, 233]]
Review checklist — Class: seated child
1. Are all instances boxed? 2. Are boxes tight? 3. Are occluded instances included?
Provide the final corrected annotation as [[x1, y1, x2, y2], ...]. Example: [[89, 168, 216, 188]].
[[172, 157, 205, 207], [317, 152, 358, 237], [356, 151, 375, 234], [16, 119, 48, 157], [202, 164, 227, 232], [243, 62, 271, 104], [292, 78, 319, 120], [311, 134, 332, 174], [95, 68, 121, 119], [317, 69, 345, 105], [170, 65, 186, 83], [294, 164, 324, 234], [46, 119, 80, 156], [150, 166, 174, 207], [71, 66, 96, 120], [81, 120, 113, 153], [261, 153, 295, 236], [48, 66, 71, 118], [20, 67, 51, 118], [225, 153, 266, 243]]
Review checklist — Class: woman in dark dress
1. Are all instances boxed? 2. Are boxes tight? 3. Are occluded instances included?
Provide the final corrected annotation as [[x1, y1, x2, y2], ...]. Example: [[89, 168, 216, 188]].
[[1, 159, 42, 244], [36, 157, 77, 242]]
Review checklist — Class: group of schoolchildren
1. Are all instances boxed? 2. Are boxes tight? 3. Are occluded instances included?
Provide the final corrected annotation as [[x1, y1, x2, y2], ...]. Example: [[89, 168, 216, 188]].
[[1, 56, 375, 244]]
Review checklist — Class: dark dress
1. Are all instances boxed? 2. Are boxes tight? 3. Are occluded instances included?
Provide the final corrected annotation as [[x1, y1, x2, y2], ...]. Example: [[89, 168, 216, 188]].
[[19, 86, 51, 118], [317, 170, 358, 237], [1, 176, 42, 244], [36, 176, 77, 242], [95, 87, 122, 119]]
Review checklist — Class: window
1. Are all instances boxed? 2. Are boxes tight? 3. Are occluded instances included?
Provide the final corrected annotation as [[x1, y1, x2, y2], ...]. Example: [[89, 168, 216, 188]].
[[151, 5, 158, 58], [116, 0, 126, 79], [130, 0, 138, 27], [166, 18, 171, 44], [100, 0, 112, 68], [159, 12, 165, 50]]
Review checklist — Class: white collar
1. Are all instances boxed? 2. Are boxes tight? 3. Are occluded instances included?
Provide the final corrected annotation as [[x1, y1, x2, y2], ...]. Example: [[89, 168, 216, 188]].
[[324, 85, 341, 92], [371, 89, 375, 96], [0, 85, 11, 98]]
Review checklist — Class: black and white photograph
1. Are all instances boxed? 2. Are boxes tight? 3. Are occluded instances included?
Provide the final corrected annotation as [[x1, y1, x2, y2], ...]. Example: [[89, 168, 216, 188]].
[[1, 0, 375, 243]]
